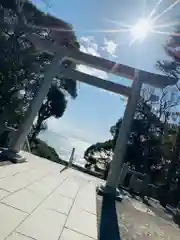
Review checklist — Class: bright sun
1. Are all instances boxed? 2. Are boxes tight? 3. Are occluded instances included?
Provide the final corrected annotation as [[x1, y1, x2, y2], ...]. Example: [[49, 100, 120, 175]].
[[131, 18, 153, 42]]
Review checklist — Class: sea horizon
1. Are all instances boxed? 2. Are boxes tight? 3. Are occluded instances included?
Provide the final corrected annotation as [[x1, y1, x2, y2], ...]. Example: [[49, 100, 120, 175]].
[[39, 130, 93, 167]]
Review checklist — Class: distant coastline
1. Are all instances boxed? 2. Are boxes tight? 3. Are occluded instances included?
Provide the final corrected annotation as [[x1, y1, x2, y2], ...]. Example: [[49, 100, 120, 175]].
[[39, 130, 92, 167]]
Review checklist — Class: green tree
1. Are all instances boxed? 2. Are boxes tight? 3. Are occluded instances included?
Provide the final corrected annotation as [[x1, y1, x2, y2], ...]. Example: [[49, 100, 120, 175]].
[[29, 85, 67, 142], [29, 60, 78, 142], [0, 13, 40, 134], [84, 140, 113, 170], [84, 99, 164, 180], [30, 138, 62, 163], [156, 25, 180, 203], [0, 1, 79, 145]]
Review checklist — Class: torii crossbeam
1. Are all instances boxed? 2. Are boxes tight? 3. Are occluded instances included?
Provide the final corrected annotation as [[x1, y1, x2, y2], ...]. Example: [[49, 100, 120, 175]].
[[8, 34, 177, 198]]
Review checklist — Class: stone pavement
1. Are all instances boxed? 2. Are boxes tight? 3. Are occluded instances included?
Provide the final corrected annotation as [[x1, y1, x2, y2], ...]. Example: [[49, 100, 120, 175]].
[[1, 151, 180, 240], [0, 151, 101, 240]]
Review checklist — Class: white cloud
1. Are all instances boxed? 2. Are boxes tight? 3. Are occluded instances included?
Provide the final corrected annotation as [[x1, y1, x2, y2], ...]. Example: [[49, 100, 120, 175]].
[[80, 36, 99, 53], [102, 38, 118, 58], [77, 36, 108, 80]]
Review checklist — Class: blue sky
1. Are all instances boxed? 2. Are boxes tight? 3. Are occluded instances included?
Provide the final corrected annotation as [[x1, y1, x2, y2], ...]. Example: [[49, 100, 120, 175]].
[[32, 0, 179, 157]]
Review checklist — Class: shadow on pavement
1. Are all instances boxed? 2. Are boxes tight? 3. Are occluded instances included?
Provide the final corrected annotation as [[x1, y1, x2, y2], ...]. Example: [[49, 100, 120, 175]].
[[0, 160, 12, 167], [97, 195, 121, 240]]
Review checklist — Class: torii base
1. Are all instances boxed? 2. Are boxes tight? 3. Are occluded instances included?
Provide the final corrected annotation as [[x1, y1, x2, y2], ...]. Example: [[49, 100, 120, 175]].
[[96, 184, 123, 202]]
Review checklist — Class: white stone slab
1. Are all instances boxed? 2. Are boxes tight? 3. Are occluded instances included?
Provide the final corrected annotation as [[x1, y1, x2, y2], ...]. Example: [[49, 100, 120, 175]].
[[1, 188, 44, 213], [41, 192, 73, 215], [60, 228, 95, 240], [66, 207, 97, 239], [0, 162, 28, 179], [6, 232, 33, 240], [0, 153, 101, 240], [74, 183, 97, 214], [56, 178, 80, 199], [0, 189, 10, 199], [17, 208, 66, 240], [21, 152, 65, 175], [27, 174, 67, 197], [0, 202, 27, 239], [0, 171, 40, 192]]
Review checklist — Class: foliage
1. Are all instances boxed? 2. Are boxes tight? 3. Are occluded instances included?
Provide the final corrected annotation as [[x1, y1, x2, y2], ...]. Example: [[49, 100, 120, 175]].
[[30, 138, 61, 163], [0, 0, 79, 144], [84, 99, 165, 181], [156, 25, 180, 204], [29, 85, 67, 142], [111, 102, 164, 176], [84, 140, 113, 172], [156, 25, 180, 124], [84, 24, 180, 206]]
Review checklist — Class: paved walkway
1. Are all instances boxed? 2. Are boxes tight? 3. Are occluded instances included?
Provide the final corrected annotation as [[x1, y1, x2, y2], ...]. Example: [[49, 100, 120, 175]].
[[1, 152, 180, 240], [0, 152, 101, 240]]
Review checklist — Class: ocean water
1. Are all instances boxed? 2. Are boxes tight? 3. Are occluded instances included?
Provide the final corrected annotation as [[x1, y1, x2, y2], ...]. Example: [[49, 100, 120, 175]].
[[39, 130, 92, 166]]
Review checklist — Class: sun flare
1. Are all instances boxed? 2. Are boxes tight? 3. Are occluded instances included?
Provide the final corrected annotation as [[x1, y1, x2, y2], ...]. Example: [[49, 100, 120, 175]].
[[103, 0, 180, 45], [131, 18, 153, 42]]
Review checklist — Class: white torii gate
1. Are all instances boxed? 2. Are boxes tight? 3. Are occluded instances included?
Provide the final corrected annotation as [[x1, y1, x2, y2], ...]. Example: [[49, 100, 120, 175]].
[[7, 34, 177, 197]]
